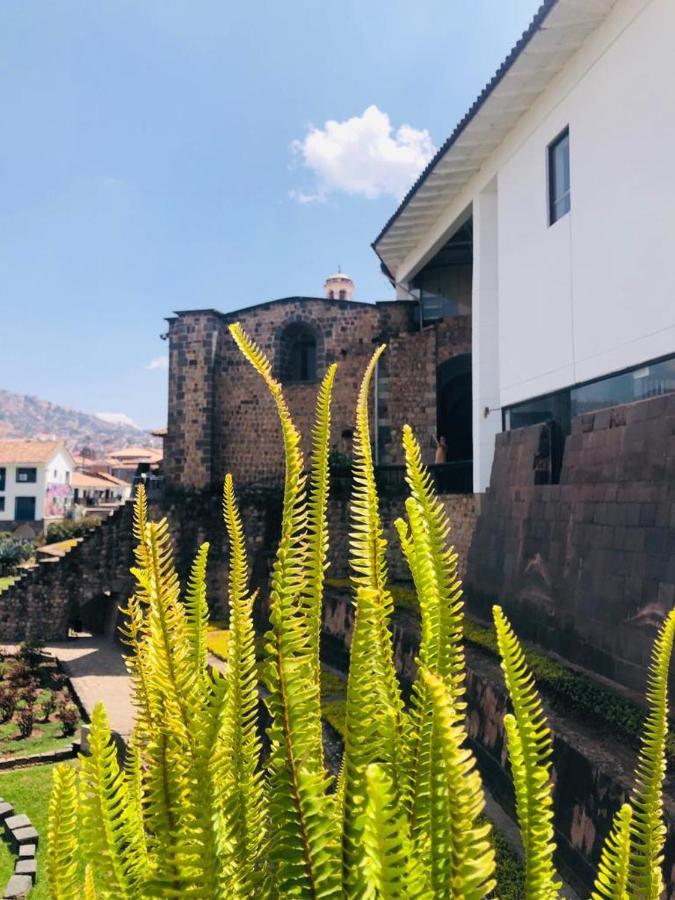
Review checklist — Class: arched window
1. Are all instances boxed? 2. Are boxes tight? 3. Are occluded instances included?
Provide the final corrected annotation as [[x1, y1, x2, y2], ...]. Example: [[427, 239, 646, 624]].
[[279, 321, 318, 382]]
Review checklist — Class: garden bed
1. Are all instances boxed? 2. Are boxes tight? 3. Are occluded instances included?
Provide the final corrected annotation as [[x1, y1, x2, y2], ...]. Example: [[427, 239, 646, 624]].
[[0, 646, 81, 761]]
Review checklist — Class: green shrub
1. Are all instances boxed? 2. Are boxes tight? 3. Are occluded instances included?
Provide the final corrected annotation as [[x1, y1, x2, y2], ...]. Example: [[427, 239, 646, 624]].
[[45, 517, 101, 543], [0, 536, 33, 575], [46, 329, 675, 899]]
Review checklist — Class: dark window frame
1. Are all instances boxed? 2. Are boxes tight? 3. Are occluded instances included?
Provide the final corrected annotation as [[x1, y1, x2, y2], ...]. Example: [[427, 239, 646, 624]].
[[0, 497, 4, 513], [0, 468, 5, 492], [547, 127, 570, 226], [16, 467, 37, 484]]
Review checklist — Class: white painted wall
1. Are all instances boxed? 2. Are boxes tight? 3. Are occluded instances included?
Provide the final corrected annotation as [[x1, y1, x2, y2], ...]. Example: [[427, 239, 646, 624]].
[[395, 0, 675, 489], [496, 0, 675, 407], [0, 448, 74, 524]]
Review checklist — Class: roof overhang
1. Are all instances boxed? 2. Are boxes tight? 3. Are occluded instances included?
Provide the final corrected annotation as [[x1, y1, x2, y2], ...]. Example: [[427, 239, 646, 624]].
[[373, 0, 619, 279]]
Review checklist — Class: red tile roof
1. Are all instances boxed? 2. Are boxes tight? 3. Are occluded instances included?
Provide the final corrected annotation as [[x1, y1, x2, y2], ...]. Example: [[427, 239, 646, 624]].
[[0, 440, 67, 465]]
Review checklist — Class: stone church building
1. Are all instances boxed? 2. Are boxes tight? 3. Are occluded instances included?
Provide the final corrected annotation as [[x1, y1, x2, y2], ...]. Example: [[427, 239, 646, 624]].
[[164, 271, 472, 493]]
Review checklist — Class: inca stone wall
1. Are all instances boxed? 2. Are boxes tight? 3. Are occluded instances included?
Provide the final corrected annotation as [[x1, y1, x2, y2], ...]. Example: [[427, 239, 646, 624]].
[[165, 298, 472, 489], [466, 392, 675, 694]]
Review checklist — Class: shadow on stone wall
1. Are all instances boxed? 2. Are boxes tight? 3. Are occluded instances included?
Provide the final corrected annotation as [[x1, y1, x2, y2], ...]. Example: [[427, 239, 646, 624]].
[[466, 393, 675, 695]]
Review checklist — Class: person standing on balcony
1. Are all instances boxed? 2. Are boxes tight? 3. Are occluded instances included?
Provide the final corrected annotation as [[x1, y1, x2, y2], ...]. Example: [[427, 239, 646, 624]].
[[434, 435, 447, 464]]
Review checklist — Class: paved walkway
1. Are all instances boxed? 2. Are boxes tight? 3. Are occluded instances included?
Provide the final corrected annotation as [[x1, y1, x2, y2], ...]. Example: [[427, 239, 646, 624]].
[[0, 639, 226, 743], [0, 638, 135, 740]]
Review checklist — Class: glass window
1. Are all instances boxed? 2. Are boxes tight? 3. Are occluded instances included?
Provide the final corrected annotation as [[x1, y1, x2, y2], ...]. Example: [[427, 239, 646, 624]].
[[0, 497, 4, 512], [571, 355, 675, 417], [16, 468, 37, 483], [548, 128, 570, 225], [0, 468, 5, 491]]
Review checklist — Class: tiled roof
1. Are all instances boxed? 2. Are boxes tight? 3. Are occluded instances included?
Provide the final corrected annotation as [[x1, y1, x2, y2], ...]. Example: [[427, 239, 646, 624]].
[[0, 440, 66, 465]]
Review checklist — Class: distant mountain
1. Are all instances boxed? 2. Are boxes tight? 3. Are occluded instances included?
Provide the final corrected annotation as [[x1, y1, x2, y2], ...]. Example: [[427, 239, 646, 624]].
[[0, 389, 162, 455]]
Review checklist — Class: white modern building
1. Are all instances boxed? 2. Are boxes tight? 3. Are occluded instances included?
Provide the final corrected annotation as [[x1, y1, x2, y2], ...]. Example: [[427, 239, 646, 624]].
[[0, 440, 74, 529], [373, 0, 675, 491]]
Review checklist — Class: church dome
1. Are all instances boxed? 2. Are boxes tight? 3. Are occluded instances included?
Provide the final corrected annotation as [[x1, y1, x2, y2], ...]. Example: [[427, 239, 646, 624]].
[[324, 269, 354, 301]]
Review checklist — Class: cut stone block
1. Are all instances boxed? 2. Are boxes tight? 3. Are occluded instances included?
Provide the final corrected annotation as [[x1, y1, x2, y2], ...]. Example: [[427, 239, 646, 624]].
[[17, 846, 35, 859], [2, 873, 32, 898], [4, 816, 30, 832], [14, 859, 36, 883], [12, 826, 38, 848], [0, 804, 14, 820]]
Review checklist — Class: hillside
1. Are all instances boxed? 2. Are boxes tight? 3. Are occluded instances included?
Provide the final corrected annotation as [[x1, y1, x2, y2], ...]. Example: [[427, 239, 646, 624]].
[[0, 389, 161, 454]]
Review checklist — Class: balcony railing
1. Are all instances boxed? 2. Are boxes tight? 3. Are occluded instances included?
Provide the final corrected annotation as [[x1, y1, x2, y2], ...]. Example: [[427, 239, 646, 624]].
[[330, 461, 472, 499]]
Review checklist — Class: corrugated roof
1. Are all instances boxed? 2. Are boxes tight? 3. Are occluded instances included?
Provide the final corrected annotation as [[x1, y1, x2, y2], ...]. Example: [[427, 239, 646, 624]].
[[0, 440, 67, 465], [373, 0, 619, 276]]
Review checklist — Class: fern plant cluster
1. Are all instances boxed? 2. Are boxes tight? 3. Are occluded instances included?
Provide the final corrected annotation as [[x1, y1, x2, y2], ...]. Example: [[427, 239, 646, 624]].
[[47, 326, 674, 898]]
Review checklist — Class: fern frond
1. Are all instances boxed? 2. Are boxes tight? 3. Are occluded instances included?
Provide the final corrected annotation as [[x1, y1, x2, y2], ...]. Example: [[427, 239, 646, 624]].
[[183, 541, 210, 678], [400, 425, 465, 704], [83, 865, 97, 900], [423, 669, 496, 898], [79, 704, 146, 897], [341, 588, 400, 895], [348, 344, 405, 750], [306, 363, 337, 685], [362, 763, 431, 899], [229, 323, 340, 897], [493, 605, 561, 899], [214, 473, 266, 895], [592, 803, 632, 900], [628, 608, 675, 899], [47, 764, 79, 900]]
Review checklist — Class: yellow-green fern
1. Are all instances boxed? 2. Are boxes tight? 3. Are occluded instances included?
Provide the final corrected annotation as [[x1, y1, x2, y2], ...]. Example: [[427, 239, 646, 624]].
[[493, 605, 561, 899]]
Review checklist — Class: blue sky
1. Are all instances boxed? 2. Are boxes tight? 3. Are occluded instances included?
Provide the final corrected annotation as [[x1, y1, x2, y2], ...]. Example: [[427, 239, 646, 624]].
[[0, 0, 541, 429]]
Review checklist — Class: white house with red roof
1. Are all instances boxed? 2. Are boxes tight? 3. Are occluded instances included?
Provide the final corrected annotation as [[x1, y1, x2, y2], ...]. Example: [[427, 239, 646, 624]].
[[0, 440, 75, 529]]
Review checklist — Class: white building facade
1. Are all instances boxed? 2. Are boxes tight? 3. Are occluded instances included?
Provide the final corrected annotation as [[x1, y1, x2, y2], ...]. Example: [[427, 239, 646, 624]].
[[373, 0, 675, 491], [0, 441, 74, 528]]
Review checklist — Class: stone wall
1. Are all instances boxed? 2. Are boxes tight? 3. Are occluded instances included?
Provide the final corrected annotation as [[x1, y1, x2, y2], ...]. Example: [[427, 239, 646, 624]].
[[165, 298, 472, 489], [0, 504, 137, 642], [320, 585, 675, 898], [466, 392, 675, 693], [327, 493, 479, 583], [378, 315, 472, 465]]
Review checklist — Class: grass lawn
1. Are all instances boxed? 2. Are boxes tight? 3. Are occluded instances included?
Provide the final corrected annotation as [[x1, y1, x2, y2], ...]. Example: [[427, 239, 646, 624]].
[[0, 577, 17, 596], [0, 716, 72, 759], [0, 762, 61, 899]]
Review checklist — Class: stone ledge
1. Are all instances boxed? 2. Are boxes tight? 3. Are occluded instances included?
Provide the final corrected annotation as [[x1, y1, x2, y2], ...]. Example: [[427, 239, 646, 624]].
[[0, 795, 39, 898]]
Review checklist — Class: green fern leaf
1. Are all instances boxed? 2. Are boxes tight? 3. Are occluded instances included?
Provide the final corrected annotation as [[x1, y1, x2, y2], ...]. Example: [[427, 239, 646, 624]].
[[591, 803, 632, 900], [423, 669, 496, 898], [183, 541, 210, 678], [47, 763, 80, 900], [493, 605, 561, 899], [362, 763, 431, 899], [229, 323, 340, 897], [213, 473, 266, 895], [628, 608, 675, 899]]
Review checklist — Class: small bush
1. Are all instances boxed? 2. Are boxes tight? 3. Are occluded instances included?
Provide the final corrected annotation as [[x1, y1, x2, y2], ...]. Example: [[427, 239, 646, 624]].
[[17, 678, 40, 707], [38, 693, 56, 723], [17, 640, 45, 666], [6, 659, 32, 688], [16, 706, 34, 739], [0, 536, 33, 576], [46, 517, 101, 543], [0, 685, 16, 723], [56, 701, 79, 737]]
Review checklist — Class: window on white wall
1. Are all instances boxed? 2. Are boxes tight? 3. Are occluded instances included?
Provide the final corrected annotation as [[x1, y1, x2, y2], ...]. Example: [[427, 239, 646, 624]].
[[16, 467, 37, 483], [548, 127, 570, 225]]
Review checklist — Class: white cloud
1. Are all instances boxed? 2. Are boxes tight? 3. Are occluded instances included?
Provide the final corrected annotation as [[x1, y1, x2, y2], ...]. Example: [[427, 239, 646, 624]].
[[146, 356, 169, 371], [291, 105, 436, 203]]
